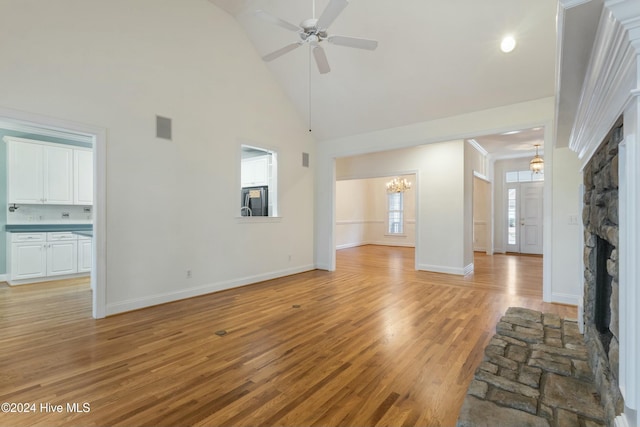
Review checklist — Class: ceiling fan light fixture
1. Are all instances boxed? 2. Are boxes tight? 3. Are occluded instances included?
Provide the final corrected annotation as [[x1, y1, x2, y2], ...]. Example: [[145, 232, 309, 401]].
[[500, 35, 516, 53]]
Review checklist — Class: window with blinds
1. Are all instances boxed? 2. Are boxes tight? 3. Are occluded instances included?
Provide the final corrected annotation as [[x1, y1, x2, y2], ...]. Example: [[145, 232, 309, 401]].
[[387, 192, 404, 234]]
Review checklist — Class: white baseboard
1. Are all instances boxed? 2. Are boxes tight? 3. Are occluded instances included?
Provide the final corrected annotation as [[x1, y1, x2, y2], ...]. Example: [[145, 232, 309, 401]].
[[551, 292, 580, 306], [7, 272, 89, 286], [0, 274, 7, 282], [368, 240, 415, 248], [336, 242, 366, 250], [336, 241, 415, 250], [105, 264, 315, 316], [418, 263, 469, 276], [614, 412, 631, 427], [464, 263, 474, 276]]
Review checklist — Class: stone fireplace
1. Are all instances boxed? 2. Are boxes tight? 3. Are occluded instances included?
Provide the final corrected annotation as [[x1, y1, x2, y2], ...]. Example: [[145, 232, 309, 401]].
[[582, 117, 624, 421]]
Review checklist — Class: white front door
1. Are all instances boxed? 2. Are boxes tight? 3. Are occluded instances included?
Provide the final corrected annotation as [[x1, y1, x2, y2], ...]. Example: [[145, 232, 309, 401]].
[[506, 182, 543, 254]]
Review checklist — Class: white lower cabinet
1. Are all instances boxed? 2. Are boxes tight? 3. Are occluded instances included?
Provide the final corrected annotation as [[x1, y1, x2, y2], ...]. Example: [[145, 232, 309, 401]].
[[11, 240, 47, 281], [77, 237, 92, 273], [47, 240, 78, 276], [8, 231, 90, 285]]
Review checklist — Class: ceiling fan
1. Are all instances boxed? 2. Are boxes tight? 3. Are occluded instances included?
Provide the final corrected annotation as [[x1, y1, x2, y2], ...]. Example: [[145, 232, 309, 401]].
[[255, 0, 378, 74]]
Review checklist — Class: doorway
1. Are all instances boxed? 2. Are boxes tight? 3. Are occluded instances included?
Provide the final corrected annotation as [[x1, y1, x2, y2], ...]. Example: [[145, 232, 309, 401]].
[[0, 108, 105, 318], [506, 181, 543, 254]]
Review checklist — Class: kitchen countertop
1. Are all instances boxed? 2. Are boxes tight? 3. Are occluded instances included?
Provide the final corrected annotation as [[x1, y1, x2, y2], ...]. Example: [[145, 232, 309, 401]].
[[5, 224, 93, 233]]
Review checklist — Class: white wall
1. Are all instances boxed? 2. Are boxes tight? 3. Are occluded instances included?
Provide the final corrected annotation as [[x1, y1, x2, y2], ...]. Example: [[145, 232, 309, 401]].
[[550, 147, 582, 304], [335, 175, 416, 249], [0, 0, 315, 315]]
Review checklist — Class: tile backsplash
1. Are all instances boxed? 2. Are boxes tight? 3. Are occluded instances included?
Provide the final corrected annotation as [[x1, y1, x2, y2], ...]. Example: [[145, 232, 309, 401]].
[[8, 204, 92, 224]]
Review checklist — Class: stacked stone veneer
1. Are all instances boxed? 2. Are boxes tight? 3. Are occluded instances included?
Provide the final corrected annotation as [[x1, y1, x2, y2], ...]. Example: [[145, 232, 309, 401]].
[[457, 307, 607, 427], [582, 118, 624, 421]]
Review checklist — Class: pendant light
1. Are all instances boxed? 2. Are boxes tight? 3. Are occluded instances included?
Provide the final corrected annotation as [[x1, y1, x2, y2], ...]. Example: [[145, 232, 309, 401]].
[[530, 144, 544, 174]]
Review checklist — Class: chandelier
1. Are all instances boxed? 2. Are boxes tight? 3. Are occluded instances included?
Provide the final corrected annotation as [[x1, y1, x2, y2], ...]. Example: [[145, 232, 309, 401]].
[[529, 144, 544, 174], [386, 177, 412, 193]]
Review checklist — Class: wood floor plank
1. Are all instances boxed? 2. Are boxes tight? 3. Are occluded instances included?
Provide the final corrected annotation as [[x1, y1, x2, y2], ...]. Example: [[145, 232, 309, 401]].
[[0, 246, 575, 426]]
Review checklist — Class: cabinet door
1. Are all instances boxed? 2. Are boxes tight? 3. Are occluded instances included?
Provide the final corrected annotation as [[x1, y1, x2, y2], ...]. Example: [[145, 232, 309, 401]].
[[44, 145, 74, 205], [47, 241, 78, 276], [77, 238, 92, 273], [11, 242, 47, 280], [241, 156, 269, 186], [74, 149, 93, 205], [7, 141, 44, 204]]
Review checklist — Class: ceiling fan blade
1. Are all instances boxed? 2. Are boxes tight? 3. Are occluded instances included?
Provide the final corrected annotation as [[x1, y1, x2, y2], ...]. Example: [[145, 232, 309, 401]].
[[254, 10, 300, 32], [263, 42, 303, 62], [328, 35, 378, 50], [313, 45, 331, 74], [316, 0, 348, 30]]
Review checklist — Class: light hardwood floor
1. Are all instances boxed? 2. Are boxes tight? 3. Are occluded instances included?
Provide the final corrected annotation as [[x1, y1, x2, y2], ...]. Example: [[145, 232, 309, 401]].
[[0, 246, 575, 426]]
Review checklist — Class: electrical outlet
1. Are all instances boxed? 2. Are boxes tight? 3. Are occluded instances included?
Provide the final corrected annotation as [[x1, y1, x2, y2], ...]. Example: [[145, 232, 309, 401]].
[[186, 270, 192, 279]]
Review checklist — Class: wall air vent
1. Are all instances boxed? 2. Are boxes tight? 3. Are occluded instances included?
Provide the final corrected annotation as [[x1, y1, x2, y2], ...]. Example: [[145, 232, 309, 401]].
[[156, 115, 172, 140]]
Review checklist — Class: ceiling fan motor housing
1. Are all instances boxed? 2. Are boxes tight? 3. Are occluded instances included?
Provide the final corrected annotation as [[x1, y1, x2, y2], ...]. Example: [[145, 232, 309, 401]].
[[299, 18, 328, 42]]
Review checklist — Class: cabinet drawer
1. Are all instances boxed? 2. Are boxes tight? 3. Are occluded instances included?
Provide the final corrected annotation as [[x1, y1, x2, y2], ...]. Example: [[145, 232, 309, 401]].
[[11, 232, 46, 243], [47, 232, 78, 241]]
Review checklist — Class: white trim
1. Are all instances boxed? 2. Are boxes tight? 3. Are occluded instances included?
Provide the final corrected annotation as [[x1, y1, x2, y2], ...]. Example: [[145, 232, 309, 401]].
[[619, 135, 638, 411], [235, 216, 283, 223], [336, 220, 384, 225], [559, 0, 597, 8], [578, 181, 585, 333], [0, 274, 7, 282], [473, 171, 490, 182], [467, 139, 488, 156], [614, 412, 632, 427], [569, 7, 636, 168], [551, 291, 581, 306], [417, 263, 472, 276], [0, 118, 93, 143], [336, 242, 366, 250], [464, 263, 474, 275], [106, 265, 316, 316], [542, 126, 553, 302], [7, 272, 90, 286]]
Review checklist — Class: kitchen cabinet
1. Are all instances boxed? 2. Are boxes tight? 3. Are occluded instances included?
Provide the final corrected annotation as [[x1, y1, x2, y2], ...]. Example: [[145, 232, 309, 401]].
[[6, 137, 73, 205], [77, 236, 92, 273], [8, 232, 88, 285], [46, 232, 78, 276], [241, 156, 269, 187], [9, 233, 47, 281], [74, 148, 93, 205]]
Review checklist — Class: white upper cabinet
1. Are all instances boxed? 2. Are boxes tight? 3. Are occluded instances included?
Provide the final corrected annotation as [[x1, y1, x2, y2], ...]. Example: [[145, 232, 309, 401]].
[[5, 136, 92, 205], [43, 144, 74, 204], [7, 139, 44, 204], [74, 148, 93, 205], [241, 156, 269, 187]]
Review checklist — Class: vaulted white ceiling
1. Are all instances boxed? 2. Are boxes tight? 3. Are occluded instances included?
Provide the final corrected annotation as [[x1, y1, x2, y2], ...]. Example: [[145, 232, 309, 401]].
[[210, 0, 558, 147]]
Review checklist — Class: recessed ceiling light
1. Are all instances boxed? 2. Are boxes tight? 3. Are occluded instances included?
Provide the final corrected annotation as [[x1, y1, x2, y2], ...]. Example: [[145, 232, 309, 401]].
[[500, 35, 516, 53]]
